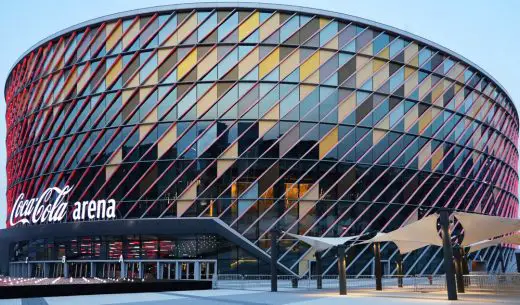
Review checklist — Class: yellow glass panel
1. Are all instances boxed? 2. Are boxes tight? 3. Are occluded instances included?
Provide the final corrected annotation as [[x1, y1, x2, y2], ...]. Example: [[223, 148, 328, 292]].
[[404, 67, 417, 79], [320, 50, 334, 64], [431, 82, 445, 102], [144, 70, 158, 86], [109, 148, 122, 165], [217, 160, 235, 177], [377, 117, 390, 130], [259, 13, 279, 41], [239, 12, 260, 41], [177, 13, 197, 43], [404, 43, 418, 63], [359, 43, 373, 56], [404, 105, 418, 131], [378, 47, 389, 59], [356, 61, 373, 87], [263, 104, 279, 120], [319, 18, 330, 28], [259, 120, 276, 137], [106, 57, 122, 85], [164, 31, 178, 46], [222, 142, 238, 158], [338, 94, 356, 122], [280, 49, 299, 79], [300, 51, 320, 81], [77, 64, 91, 93], [404, 71, 418, 96], [158, 124, 177, 158], [143, 108, 157, 123], [106, 22, 122, 52], [356, 55, 370, 70], [319, 127, 338, 159], [197, 48, 218, 78], [373, 64, 389, 90], [105, 165, 119, 180], [300, 85, 316, 100], [139, 124, 154, 141], [177, 48, 198, 79], [418, 76, 431, 99], [238, 47, 259, 78], [373, 59, 386, 72], [259, 48, 279, 79], [373, 130, 386, 145], [197, 85, 218, 118], [323, 37, 338, 50], [419, 108, 432, 132], [306, 71, 319, 84], [418, 142, 431, 169], [59, 70, 77, 101], [431, 146, 444, 169]]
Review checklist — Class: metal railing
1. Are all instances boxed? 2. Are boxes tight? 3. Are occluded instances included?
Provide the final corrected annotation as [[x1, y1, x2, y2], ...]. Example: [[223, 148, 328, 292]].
[[214, 273, 448, 292], [464, 274, 520, 294]]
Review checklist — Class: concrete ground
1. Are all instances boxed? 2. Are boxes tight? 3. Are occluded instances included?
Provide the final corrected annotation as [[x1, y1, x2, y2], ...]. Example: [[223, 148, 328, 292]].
[[1, 289, 519, 305]]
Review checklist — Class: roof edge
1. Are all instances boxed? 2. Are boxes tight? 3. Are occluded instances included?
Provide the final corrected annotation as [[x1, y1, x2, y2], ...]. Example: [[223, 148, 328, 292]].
[[5, 2, 517, 116]]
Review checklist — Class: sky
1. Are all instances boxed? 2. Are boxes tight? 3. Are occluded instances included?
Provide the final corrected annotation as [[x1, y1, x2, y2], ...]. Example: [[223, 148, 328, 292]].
[[0, 0, 519, 228]]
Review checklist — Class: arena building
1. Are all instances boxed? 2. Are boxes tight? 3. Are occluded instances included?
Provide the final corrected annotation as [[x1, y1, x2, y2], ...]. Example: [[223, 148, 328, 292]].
[[1, 3, 518, 279]]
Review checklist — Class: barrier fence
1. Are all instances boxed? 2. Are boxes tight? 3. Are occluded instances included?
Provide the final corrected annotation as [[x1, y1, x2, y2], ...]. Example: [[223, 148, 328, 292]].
[[214, 274, 447, 292], [464, 274, 520, 294], [215, 273, 520, 295]]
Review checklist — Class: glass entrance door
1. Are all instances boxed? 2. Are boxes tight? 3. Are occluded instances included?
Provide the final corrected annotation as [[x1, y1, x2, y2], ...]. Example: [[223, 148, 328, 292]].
[[199, 262, 215, 280], [162, 263, 177, 280], [180, 262, 195, 279]]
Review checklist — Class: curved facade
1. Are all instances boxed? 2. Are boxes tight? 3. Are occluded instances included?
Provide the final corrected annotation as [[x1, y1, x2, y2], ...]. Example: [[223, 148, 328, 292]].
[[3, 3, 519, 277]]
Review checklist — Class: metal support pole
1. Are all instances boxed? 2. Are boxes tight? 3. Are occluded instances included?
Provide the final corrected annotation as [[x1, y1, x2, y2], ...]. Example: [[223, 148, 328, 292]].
[[453, 246, 465, 293], [396, 253, 403, 288], [43, 263, 49, 278], [91, 262, 96, 278], [315, 251, 322, 289], [270, 231, 278, 292], [63, 262, 69, 278], [374, 242, 383, 291], [157, 262, 162, 280], [337, 245, 347, 295], [439, 210, 457, 301]]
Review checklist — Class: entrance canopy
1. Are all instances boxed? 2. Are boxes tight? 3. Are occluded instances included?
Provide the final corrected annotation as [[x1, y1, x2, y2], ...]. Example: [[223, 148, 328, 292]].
[[363, 214, 443, 253], [285, 232, 359, 251], [454, 212, 520, 246], [467, 233, 520, 253]]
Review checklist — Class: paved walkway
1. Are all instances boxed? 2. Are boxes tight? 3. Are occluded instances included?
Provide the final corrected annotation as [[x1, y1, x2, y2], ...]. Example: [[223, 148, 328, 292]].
[[1, 289, 518, 304]]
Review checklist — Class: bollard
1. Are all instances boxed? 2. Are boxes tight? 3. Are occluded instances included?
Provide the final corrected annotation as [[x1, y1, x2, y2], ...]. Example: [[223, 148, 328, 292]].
[[439, 210, 457, 301], [374, 242, 383, 291], [270, 231, 278, 292], [337, 245, 347, 295], [292, 277, 298, 288], [315, 251, 323, 289]]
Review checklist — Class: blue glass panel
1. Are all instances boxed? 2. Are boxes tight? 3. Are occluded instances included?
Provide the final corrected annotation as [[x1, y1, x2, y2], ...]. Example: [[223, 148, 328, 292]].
[[218, 13, 238, 41], [280, 16, 299, 42], [320, 21, 338, 46]]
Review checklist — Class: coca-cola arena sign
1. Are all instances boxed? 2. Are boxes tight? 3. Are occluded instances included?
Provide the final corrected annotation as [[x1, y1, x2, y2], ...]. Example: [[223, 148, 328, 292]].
[[9, 185, 116, 226]]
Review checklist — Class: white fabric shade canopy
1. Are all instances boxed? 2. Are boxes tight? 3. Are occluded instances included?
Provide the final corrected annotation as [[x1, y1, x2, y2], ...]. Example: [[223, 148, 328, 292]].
[[364, 214, 443, 253], [285, 232, 359, 251], [454, 212, 520, 246], [467, 233, 520, 253]]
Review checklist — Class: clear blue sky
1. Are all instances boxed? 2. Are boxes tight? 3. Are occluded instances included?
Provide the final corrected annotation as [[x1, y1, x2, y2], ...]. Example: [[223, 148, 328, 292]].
[[0, 0, 519, 228]]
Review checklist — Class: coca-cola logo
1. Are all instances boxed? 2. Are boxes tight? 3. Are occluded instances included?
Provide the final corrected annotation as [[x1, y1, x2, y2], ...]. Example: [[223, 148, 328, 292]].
[[9, 185, 116, 226]]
